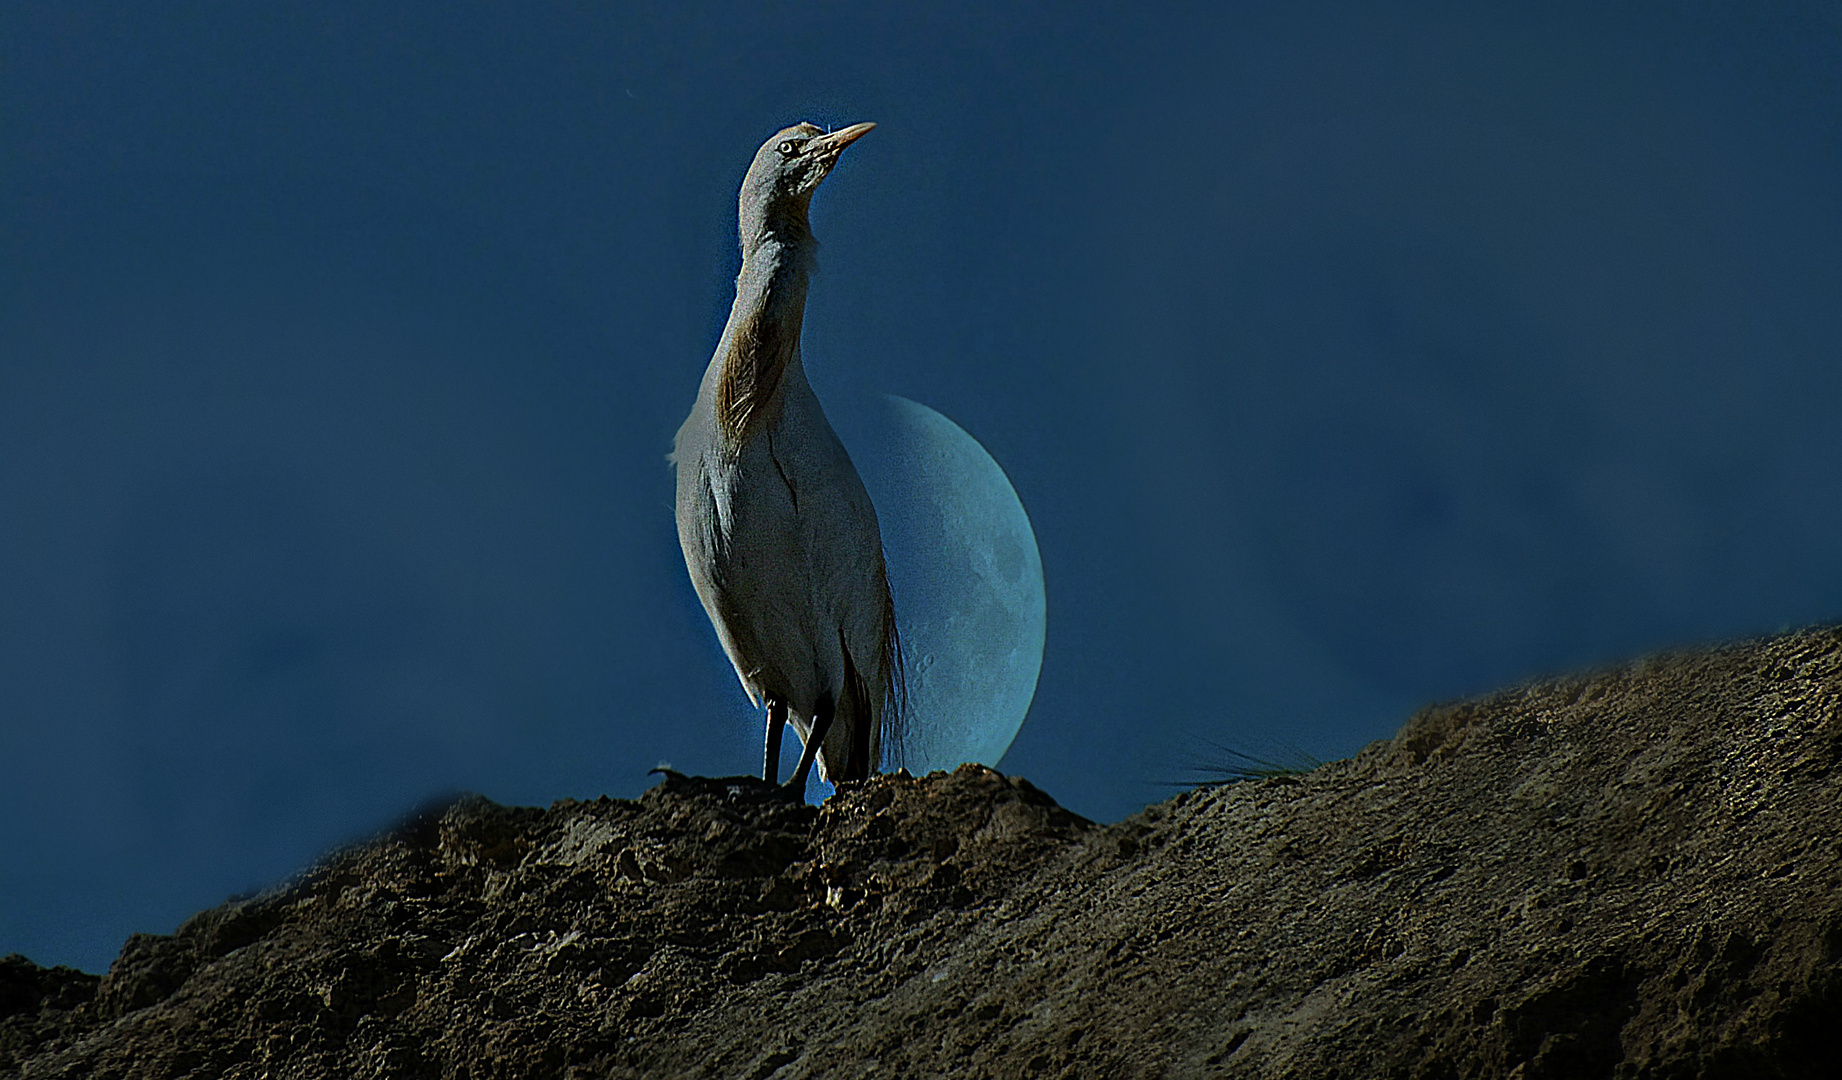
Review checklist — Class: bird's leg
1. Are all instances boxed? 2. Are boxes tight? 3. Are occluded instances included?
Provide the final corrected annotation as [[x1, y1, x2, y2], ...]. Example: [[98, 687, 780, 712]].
[[788, 692, 835, 790], [840, 647, 871, 781], [847, 708, 872, 781], [763, 697, 788, 783]]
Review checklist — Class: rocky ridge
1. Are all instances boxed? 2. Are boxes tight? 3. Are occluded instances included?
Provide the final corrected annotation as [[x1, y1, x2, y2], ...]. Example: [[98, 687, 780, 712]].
[[4, 626, 1841, 1078]]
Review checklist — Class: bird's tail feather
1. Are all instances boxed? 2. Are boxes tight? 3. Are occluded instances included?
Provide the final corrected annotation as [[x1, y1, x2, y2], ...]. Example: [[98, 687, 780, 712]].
[[879, 564, 907, 773], [815, 628, 873, 782], [823, 561, 906, 781]]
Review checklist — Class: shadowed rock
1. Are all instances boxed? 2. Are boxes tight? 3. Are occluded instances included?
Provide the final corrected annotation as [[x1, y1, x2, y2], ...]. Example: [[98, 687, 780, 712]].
[[6, 628, 1842, 1078]]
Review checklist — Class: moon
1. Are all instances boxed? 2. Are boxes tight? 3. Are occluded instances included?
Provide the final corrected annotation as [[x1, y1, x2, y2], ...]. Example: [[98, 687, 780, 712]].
[[848, 395, 1047, 774]]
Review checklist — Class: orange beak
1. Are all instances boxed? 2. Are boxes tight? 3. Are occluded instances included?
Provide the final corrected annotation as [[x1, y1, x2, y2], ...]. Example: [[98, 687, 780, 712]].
[[809, 122, 877, 156]]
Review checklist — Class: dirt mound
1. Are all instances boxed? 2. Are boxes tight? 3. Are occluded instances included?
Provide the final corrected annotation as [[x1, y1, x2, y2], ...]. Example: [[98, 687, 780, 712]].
[[6, 627, 1841, 1078]]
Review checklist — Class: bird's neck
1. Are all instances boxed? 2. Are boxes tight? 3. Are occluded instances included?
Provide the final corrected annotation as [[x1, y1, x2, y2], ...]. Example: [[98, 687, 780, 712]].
[[739, 196, 814, 261], [714, 228, 815, 441]]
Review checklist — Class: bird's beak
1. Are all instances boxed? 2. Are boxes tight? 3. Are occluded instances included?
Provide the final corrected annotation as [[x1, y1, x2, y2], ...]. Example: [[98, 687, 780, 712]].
[[811, 122, 877, 156]]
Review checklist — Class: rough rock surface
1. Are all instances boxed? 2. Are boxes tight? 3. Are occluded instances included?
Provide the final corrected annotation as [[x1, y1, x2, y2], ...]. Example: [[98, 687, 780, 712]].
[[5, 627, 1842, 1079]]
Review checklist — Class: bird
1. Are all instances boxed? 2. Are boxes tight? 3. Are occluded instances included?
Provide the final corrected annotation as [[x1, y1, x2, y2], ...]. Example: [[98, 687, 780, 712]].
[[672, 120, 903, 791]]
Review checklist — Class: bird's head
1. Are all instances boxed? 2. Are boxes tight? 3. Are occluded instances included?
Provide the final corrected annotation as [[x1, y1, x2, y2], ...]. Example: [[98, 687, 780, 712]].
[[738, 121, 875, 246]]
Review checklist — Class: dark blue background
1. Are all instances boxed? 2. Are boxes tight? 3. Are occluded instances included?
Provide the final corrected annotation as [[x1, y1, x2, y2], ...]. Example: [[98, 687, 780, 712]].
[[5, 1, 1840, 973]]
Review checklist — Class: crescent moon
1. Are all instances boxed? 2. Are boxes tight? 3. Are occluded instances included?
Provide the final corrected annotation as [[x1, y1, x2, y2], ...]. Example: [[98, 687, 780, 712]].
[[853, 395, 1047, 774]]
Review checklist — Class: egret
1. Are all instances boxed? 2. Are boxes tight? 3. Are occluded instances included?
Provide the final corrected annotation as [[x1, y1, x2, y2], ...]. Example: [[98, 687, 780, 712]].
[[673, 121, 902, 790]]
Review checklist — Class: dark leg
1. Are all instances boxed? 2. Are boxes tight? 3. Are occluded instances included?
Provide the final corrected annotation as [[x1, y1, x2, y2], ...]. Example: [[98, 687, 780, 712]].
[[788, 692, 835, 790], [847, 707, 873, 781], [839, 647, 871, 781], [763, 698, 787, 783]]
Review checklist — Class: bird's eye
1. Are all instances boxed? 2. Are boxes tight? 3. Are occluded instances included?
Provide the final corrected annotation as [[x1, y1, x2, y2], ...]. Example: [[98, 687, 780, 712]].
[[778, 140, 800, 156]]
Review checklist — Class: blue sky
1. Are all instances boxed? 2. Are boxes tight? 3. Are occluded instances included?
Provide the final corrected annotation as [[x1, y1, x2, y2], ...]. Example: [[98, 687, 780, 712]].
[[4, 1, 1841, 972]]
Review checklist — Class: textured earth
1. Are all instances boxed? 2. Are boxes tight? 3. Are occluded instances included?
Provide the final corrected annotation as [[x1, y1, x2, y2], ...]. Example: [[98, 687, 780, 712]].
[[5, 627, 1841, 1078]]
